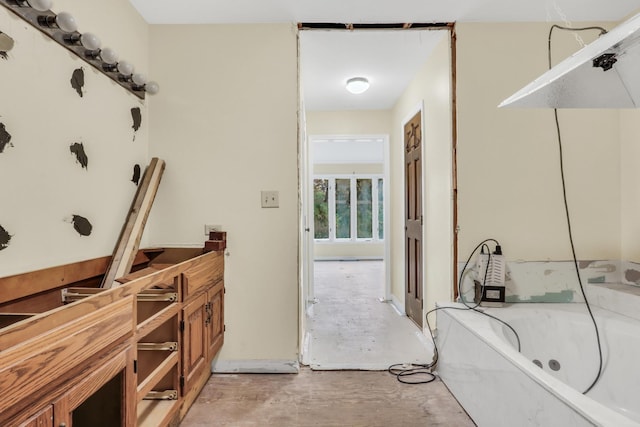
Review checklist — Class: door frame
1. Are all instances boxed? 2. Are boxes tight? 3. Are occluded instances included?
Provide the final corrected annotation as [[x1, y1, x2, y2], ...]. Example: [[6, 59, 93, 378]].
[[297, 24, 458, 348], [303, 134, 391, 300], [298, 133, 391, 363]]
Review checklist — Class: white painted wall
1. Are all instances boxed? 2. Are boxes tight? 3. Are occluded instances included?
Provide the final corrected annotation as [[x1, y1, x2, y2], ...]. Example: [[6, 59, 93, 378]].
[[55, 0, 149, 65], [621, 110, 640, 263], [314, 242, 384, 259], [306, 110, 391, 135], [456, 22, 621, 266], [390, 30, 453, 320], [5, 3, 640, 366], [314, 163, 383, 175], [147, 24, 299, 362], [0, 1, 149, 277], [313, 139, 384, 164]]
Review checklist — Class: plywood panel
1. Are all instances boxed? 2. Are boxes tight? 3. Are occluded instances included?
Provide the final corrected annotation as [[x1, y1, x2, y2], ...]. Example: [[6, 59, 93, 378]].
[[102, 158, 166, 289]]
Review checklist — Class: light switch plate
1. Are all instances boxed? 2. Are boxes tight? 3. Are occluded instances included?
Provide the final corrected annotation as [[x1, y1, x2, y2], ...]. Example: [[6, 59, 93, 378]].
[[261, 191, 279, 208], [204, 224, 221, 235]]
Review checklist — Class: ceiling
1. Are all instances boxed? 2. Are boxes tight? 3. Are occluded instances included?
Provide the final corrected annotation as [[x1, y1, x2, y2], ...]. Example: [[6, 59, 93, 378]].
[[300, 29, 446, 111], [129, 0, 639, 25], [129, 0, 640, 111]]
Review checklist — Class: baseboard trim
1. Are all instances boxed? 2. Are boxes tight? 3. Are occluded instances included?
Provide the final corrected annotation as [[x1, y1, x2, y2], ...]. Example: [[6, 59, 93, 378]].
[[390, 294, 405, 315], [314, 257, 384, 261], [212, 359, 300, 374]]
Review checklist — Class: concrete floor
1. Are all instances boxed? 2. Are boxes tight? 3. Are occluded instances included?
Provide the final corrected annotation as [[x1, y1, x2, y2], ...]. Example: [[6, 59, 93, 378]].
[[306, 260, 432, 370], [180, 260, 475, 426]]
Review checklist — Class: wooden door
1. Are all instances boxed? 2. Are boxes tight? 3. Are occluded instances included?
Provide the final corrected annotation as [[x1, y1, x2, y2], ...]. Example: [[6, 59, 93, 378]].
[[181, 293, 208, 394], [404, 111, 423, 327], [206, 282, 225, 359]]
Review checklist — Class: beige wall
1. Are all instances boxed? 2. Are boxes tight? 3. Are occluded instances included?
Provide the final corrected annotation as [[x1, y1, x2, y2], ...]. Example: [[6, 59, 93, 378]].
[[0, 1, 149, 277], [313, 163, 383, 175], [56, 0, 148, 64], [306, 110, 391, 135], [456, 22, 621, 263], [390, 30, 453, 318], [314, 242, 384, 259], [621, 110, 640, 262], [6, 3, 639, 368], [147, 24, 299, 362]]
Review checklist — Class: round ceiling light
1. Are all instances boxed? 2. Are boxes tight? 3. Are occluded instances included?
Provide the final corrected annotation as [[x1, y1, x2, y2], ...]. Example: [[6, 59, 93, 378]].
[[346, 77, 370, 94]]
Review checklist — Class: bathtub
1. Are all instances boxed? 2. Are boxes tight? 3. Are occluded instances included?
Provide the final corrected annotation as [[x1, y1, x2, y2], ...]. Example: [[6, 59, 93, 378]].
[[435, 302, 640, 427]]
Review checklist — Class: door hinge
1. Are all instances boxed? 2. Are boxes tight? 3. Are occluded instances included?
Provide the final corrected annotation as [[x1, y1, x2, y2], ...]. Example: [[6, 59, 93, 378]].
[[224, 324, 226, 332], [133, 359, 137, 374], [180, 376, 185, 389], [179, 320, 185, 332], [205, 302, 212, 326]]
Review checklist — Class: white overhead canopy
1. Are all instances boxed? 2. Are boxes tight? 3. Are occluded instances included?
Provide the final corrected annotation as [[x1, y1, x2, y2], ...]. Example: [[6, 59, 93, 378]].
[[500, 12, 640, 108]]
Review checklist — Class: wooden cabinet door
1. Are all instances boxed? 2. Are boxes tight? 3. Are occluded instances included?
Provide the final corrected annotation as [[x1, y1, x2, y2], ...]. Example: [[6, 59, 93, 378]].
[[20, 406, 53, 427], [52, 345, 134, 427], [181, 292, 208, 393], [206, 282, 224, 359]]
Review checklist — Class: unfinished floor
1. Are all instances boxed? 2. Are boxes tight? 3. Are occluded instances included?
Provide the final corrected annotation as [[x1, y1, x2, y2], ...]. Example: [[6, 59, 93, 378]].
[[305, 260, 431, 370], [179, 368, 475, 426], [180, 260, 475, 426]]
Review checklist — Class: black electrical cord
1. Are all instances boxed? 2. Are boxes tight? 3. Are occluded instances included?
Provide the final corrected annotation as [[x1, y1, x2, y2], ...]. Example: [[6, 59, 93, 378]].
[[548, 24, 607, 395], [391, 27, 611, 389], [387, 363, 437, 385], [456, 240, 521, 353], [389, 239, 521, 385]]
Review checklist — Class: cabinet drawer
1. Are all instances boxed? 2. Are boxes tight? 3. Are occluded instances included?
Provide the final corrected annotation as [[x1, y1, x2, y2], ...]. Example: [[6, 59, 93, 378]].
[[0, 296, 135, 418], [181, 252, 223, 299]]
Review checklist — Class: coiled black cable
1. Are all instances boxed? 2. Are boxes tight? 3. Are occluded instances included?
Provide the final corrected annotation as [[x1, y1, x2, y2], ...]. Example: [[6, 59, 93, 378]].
[[389, 239, 521, 384]]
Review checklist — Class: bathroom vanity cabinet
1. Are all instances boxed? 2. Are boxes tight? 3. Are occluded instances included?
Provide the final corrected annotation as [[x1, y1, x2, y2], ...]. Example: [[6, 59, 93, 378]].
[[0, 245, 225, 427]]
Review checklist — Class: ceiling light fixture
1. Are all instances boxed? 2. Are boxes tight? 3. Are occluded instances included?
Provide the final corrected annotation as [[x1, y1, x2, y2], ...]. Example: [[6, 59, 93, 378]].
[[346, 77, 370, 94], [0, 0, 160, 98]]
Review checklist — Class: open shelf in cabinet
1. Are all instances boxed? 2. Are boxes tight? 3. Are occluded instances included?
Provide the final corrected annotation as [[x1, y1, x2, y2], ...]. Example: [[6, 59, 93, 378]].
[[136, 295, 181, 425], [138, 399, 178, 427]]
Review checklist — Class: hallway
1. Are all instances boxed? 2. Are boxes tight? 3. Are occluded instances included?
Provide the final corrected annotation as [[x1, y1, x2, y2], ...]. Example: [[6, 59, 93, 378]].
[[305, 260, 432, 370]]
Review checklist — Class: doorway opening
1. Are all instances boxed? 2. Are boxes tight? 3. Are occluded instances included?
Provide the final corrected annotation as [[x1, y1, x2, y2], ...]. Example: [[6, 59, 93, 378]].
[[298, 25, 456, 370], [303, 134, 431, 369], [306, 134, 390, 305]]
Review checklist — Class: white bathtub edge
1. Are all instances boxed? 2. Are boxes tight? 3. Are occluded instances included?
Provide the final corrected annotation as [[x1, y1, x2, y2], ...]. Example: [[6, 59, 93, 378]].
[[436, 302, 640, 427]]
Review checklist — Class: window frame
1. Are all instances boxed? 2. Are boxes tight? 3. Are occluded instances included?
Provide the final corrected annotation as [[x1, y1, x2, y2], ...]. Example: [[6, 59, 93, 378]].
[[313, 174, 384, 243]]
